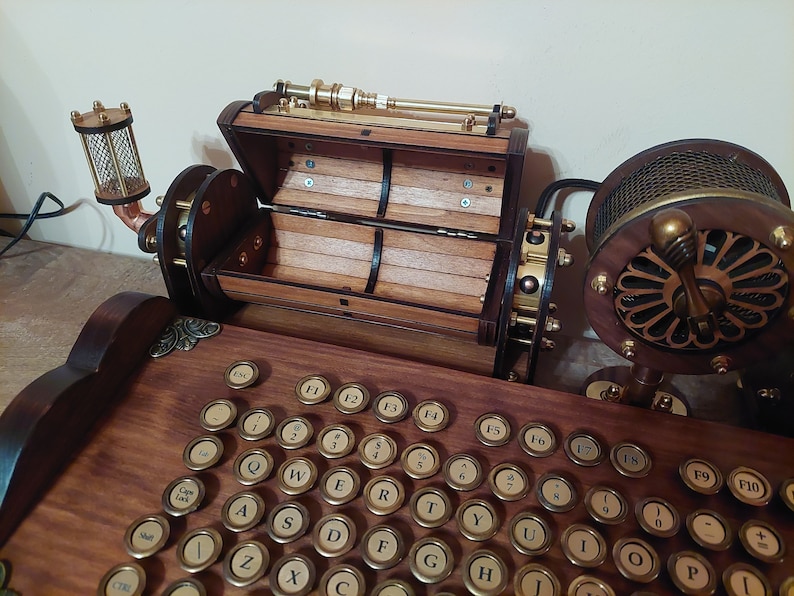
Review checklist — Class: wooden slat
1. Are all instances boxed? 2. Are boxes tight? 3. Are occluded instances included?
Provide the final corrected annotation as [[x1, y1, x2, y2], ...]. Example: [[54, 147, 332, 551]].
[[380, 246, 492, 279], [232, 108, 513, 155], [218, 273, 481, 330], [382, 229, 496, 260], [392, 149, 506, 177], [387, 184, 502, 217], [271, 231, 374, 262], [377, 263, 485, 298], [270, 212, 374, 242], [272, 188, 379, 217], [284, 153, 384, 182], [262, 264, 367, 292], [266, 247, 371, 279], [373, 280, 484, 312], [280, 170, 382, 200], [391, 166, 504, 198], [384, 203, 500, 234]]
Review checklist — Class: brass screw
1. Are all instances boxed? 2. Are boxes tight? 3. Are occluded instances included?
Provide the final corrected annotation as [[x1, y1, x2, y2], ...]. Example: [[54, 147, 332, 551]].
[[201, 200, 211, 215], [620, 340, 636, 360], [710, 355, 731, 375], [155, 195, 165, 207], [771, 226, 793, 250], [591, 274, 612, 296], [239, 252, 248, 267], [253, 235, 264, 250]]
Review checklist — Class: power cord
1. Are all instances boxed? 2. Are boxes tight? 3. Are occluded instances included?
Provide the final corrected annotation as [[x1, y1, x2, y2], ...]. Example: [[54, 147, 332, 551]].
[[0, 192, 67, 258]]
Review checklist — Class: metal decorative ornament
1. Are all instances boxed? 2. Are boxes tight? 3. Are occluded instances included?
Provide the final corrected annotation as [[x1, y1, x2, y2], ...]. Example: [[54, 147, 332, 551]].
[[149, 317, 221, 358]]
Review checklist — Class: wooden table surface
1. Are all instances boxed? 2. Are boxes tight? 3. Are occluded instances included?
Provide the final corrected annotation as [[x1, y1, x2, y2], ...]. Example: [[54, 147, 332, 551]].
[[0, 238, 166, 413]]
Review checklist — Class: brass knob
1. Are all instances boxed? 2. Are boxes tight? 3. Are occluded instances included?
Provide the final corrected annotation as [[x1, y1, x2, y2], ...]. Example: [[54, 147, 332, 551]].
[[650, 209, 717, 342]]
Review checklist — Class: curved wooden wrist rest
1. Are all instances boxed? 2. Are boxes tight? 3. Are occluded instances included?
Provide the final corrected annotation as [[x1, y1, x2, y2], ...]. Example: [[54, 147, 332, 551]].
[[0, 292, 175, 546]]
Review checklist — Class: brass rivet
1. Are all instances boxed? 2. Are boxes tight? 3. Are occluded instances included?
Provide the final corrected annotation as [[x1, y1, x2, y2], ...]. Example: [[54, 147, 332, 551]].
[[239, 252, 248, 267], [201, 200, 211, 215], [771, 226, 793, 250], [710, 355, 731, 375], [591, 274, 611, 295], [620, 340, 636, 359], [253, 235, 263, 250]]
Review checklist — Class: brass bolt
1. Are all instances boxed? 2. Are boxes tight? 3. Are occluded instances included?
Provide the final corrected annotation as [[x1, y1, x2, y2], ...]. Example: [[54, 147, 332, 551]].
[[654, 394, 674, 412], [710, 355, 731, 375], [770, 226, 793, 250], [541, 338, 556, 350], [561, 219, 576, 233], [70, 110, 83, 123], [479, 294, 485, 304], [756, 388, 781, 401], [603, 384, 622, 402], [591, 274, 612, 296], [620, 340, 636, 360], [557, 249, 574, 267], [507, 371, 519, 382], [155, 195, 165, 207], [545, 317, 561, 332]]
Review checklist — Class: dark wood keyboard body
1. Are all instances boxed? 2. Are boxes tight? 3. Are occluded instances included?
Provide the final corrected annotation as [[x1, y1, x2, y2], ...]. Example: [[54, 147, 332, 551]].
[[1, 294, 792, 595]]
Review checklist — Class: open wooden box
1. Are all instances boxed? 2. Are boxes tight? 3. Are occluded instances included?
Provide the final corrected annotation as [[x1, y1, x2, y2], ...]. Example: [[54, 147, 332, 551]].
[[195, 93, 531, 376]]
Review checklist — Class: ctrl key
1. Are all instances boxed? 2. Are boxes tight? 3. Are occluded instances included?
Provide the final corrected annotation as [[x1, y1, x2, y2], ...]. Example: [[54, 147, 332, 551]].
[[97, 562, 145, 596]]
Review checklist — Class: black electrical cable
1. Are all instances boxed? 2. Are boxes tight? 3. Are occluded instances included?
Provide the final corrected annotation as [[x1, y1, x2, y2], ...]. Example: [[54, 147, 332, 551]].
[[0, 192, 67, 258], [535, 178, 601, 218]]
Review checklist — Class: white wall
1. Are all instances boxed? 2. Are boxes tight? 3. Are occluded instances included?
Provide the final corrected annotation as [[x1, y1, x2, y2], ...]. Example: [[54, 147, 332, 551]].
[[2, 0, 792, 334]]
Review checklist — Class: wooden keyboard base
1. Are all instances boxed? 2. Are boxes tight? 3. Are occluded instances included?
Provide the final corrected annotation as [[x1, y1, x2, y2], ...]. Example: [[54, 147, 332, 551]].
[[1, 294, 792, 595]]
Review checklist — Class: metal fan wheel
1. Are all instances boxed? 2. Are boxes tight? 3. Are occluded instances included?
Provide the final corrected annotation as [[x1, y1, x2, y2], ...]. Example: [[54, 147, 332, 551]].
[[584, 139, 794, 375]]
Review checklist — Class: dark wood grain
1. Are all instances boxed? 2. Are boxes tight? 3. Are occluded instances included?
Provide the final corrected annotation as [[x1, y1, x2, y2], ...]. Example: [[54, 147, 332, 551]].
[[0, 292, 176, 547], [1, 296, 792, 594]]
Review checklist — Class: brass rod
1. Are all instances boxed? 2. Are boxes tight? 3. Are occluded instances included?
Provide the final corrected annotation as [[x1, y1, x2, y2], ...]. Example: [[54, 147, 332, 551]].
[[105, 131, 128, 197], [277, 79, 516, 120]]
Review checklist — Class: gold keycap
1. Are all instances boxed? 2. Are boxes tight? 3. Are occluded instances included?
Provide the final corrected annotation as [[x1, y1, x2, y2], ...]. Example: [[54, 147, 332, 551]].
[[221, 490, 265, 533], [267, 501, 310, 544], [294, 374, 331, 404], [361, 525, 405, 570], [199, 398, 237, 431], [222, 540, 269, 587]]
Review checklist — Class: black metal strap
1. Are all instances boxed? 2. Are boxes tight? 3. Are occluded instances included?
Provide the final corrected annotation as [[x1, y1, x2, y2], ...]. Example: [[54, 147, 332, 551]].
[[377, 149, 393, 217], [365, 228, 384, 294]]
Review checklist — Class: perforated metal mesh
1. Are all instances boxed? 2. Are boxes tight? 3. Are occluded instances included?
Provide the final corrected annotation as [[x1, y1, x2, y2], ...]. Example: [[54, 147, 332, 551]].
[[86, 129, 146, 197], [592, 151, 782, 245]]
